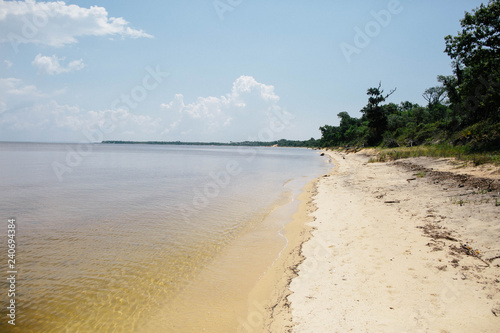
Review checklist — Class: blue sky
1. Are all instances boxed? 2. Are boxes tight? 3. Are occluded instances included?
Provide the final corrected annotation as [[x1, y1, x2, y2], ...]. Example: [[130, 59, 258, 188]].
[[0, 0, 487, 143]]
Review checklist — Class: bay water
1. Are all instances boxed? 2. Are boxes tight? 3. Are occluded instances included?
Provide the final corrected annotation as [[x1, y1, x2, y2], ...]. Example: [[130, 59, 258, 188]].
[[0, 143, 329, 332]]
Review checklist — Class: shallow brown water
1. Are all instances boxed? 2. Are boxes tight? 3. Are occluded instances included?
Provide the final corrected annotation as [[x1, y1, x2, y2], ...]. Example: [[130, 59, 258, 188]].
[[0, 143, 328, 332]]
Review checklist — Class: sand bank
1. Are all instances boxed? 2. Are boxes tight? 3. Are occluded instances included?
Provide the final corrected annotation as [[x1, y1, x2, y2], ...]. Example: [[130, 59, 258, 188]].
[[264, 151, 500, 332]]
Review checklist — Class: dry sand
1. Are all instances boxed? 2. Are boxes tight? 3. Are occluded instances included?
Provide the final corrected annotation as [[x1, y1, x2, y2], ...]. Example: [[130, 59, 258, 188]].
[[262, 150, 500, 332]]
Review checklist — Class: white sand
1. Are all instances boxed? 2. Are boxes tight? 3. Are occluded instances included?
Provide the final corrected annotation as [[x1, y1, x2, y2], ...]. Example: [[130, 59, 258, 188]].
[[284, 151, 500, 332]]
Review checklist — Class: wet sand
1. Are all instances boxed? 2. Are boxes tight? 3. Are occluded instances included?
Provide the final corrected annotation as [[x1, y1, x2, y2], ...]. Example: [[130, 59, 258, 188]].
[[261, 150, 500, 332]]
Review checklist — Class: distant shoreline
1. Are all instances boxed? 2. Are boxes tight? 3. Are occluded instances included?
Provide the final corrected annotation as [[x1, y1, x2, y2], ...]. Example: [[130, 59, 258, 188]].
[[101, 140, 317, 148]]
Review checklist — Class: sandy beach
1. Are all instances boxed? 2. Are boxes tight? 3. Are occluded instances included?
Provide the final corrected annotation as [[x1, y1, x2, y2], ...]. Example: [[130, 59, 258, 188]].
[[259, 150, 500, 332]]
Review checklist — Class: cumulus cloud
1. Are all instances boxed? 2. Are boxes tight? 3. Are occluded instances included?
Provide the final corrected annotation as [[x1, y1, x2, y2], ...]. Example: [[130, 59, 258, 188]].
[[0, 101, 161, 142], [32, 53, 85, 75], [4, 60, 12, 68], [0, 76, 294, 142], [0, 0, 153, 48], [0, 77, 161, 141], [160, 75, 294, 141], [0, 77, 45, 98], [0, 77, 47, 117]]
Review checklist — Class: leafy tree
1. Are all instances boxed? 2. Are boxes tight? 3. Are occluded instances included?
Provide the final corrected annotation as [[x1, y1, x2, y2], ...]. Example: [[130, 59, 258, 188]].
[[437, 75, 463, 128], [318, 124, 339, 147], [422, 86, 447, 108], [399, 101, 419, 113], [362, 83, 396, 145], [444, 0, 500, 124], [384, 103, 399, 116], [337, 111, 359, 143]]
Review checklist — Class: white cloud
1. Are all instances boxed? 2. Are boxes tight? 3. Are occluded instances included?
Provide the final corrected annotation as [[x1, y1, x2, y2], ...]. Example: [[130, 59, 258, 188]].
[[0, 0, 153, 48], [32, 53, 85, 75], [0, 76, 295, 142], [0, 100, 162, 141], [0, 77, 160, 141], [159, 75, 294, 141], [4, 59, 12, 68], [0, 77, 46, 115], [0, 77, 44, 98], [84, 108, 161, 137]]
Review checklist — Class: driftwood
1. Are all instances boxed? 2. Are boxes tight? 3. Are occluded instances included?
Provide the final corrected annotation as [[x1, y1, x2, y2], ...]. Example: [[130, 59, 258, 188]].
[[456, 244, 491, 267], [486, 179, 495, 191], [434, 234, 458, 242], [487, 255, 500, 263], [384, 200, 400, 204]]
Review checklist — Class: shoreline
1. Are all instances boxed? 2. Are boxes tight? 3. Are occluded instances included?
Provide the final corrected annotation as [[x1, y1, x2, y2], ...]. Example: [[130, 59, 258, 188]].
[[265, 150, 499, 332], [238, 171, 328, 332]]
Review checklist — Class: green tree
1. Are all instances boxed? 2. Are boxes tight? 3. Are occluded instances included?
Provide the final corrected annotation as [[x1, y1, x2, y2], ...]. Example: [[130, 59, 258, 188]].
[[318, 124, 340, 147], [444, 0, 500, 124], [362, 83, 396, 146], [422, 86, 447, 108], [337, 111, 360, 143]]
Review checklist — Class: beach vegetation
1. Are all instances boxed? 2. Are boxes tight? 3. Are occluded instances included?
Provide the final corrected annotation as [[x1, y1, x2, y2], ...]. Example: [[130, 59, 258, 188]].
[[367, 145, 500, 165], [318, 0, 500, 162]]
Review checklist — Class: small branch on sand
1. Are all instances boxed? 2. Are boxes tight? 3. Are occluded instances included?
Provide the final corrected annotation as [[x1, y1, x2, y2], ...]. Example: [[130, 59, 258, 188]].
[[384, 200, 400, 204], [486, 179, 495, 192], [487, 255, 500, 263], [436, 235, 458, 242], [453, 243, 491, 267]]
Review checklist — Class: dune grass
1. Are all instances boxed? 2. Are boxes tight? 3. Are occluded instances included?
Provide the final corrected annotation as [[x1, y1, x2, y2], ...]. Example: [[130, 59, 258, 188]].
[[368, 145, 500, 166]]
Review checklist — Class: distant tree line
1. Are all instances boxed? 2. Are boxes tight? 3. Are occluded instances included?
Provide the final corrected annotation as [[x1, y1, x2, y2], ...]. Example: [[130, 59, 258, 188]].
[[318, 0, 500, 152], [102, 139, 319, 148]]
